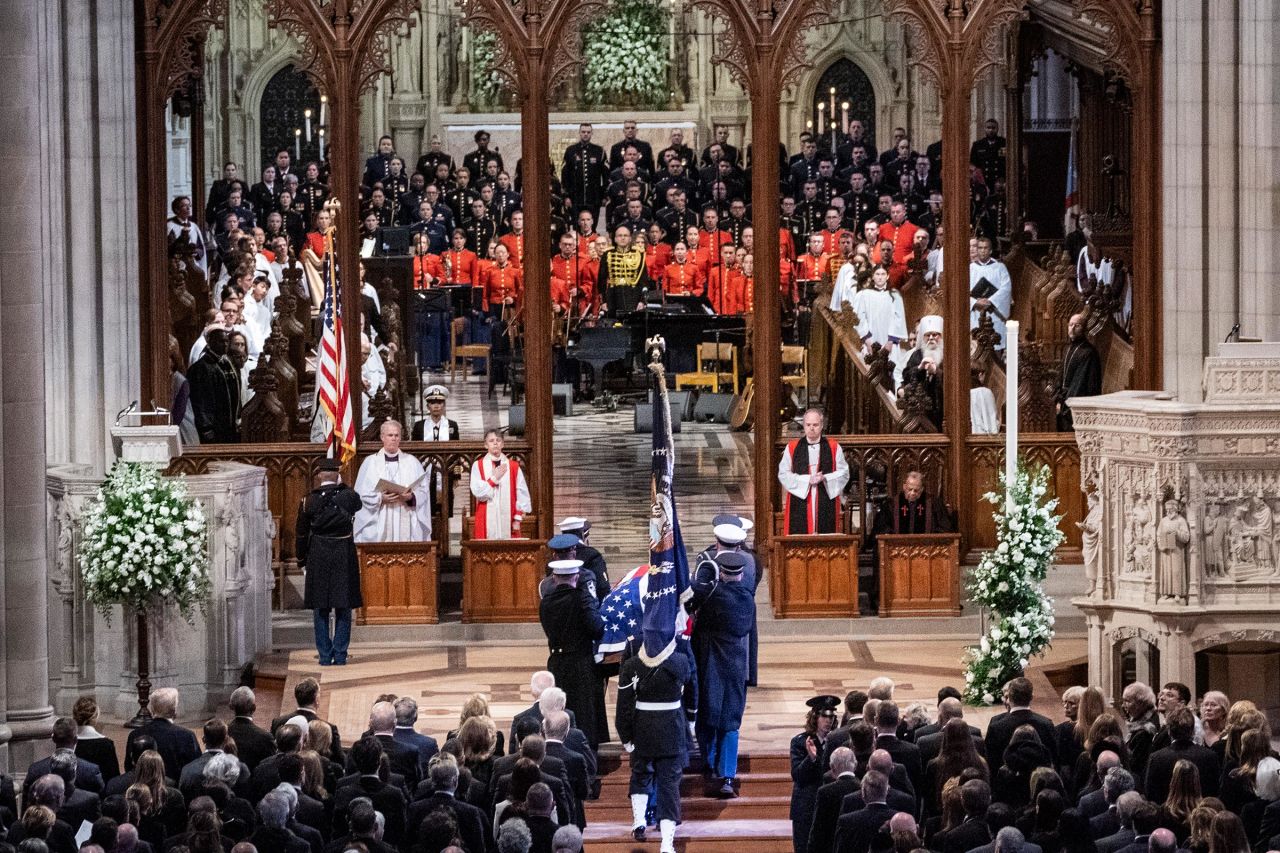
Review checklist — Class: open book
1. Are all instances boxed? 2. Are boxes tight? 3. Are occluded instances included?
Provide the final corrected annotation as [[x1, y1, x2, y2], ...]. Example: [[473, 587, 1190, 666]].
[[376, 469, 428, 496]]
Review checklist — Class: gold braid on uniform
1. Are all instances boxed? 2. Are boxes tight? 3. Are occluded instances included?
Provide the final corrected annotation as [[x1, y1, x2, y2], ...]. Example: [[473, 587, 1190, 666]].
[[605, 248, 646, 286]]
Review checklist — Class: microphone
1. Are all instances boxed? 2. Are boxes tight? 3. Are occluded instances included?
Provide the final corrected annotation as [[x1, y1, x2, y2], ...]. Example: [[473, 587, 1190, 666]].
[[114, 401, 138, 426], [1226, 323, 1240, 343]]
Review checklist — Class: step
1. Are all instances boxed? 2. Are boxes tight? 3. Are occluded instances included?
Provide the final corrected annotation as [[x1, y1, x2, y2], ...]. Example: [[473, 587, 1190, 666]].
[[581, 818, 793, 851], [588, 793, 792, 821], [597, 770, 793, 799]]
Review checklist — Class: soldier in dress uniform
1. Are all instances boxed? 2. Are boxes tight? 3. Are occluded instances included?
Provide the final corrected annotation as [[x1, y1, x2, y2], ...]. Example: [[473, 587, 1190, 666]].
[[415, 134, 455, 181], [557, 517, 609, 601], [539, 559, 605, 749], [463, 130, 504, 179], [561, 123, 609, 215], [970, 119, 1007, 183], [362, 135, 395, 190], [463, 198, 497, 258], [689, 550, 755, 798], [616, 631, 694, 853], [694, 519, 761, 686], [596, 224, 653, 316], [296, 459, 363, 667], [296, 162, 330, 229]]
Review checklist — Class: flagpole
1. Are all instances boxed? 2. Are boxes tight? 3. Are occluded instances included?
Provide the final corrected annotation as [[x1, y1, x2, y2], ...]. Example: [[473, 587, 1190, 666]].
[[1005, 320, 1019, 512]]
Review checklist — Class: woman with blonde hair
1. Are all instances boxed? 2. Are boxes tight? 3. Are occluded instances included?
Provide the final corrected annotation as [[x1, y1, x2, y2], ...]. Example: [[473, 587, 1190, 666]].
[[72, 695, 121, 783], [457, 714, 499, 791], [298, 749, 331, 803], [450, 693, 506, 758], [1220, 728, 1272, 814], [133, 750, 187, 841], [306, 719, 343, 793], [1220, 704, 1268, 766], [1072, 713, 1130, 794], [1186, 803, 1222, 853], [1198, 691, 1230, 750]]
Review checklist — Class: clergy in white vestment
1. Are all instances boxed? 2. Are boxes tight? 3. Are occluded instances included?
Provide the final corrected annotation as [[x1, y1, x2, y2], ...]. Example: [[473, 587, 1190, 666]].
[[354, 419, 433, 542], [470, 428, 532, 539], [891, 330, 917, 391], [925, 224, 944, 285], [242, 275, 275, 344], [777, 408, 851, 534], [969, 236, 1013, 349], [829, 259, 858, 311], [852, 265, 908, 352], [360, 335, 386, 429]]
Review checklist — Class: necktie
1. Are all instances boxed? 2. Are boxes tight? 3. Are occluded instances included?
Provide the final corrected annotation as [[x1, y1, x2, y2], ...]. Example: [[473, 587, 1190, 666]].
[[433, 424, 440, 441]]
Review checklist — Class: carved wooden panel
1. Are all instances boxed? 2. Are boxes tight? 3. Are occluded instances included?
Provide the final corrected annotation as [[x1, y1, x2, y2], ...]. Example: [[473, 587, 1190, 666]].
[[356, 541, 439, 625], [878, 533, 962, 617], [771, 533, 861, 618], [461, 538, 548, 623]]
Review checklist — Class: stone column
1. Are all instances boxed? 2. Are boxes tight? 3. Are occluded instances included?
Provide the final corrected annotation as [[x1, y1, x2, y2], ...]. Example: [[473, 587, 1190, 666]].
[[0, 0, 58, 771], [1237, 0, 1280, 342]]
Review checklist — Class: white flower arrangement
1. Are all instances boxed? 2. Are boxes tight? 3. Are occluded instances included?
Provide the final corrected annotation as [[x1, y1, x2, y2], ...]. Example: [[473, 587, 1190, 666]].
[[78, 462, 211, 622], [469, 29, 509, 108], [963, 464, 1064, 704], [581, 1, 670, 108]]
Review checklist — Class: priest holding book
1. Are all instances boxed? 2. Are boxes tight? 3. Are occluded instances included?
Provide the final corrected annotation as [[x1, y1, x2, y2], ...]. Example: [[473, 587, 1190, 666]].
[[354, 419, 433, 542]]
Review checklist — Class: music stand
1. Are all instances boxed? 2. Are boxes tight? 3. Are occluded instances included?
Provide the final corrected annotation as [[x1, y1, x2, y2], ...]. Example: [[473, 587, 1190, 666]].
[[416, 288, 451, 313]]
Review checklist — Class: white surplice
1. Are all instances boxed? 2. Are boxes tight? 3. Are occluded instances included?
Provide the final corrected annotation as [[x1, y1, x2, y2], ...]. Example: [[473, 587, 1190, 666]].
[[470, 453, 532, 540], [970, 386, 1000, 434], [969, 258, 1013, 348], [354, 451, 433, 543], [829, 262, 858, 310], [776, 441, 851, 503], [852, 286, 908, 348]]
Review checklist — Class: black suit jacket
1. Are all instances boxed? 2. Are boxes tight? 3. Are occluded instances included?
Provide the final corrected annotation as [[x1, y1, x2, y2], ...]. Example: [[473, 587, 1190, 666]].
[[228, 716, 277, 771], [1076, 787, 1107, 820], [916, 725, 985, 766], [126, 718, 201, 782], [406, 791, 489, 853], [23, 754, 104, 800], [1089, 806, 1120, 840], [875, 734, 924, 796], [56, 787, 100, 828], [332, 776, 407, 846], [1094, 827, 1137, 853], [835, 800, 898, 853], [841, 786, 917, 819], [492, 769, 573, 827], [272, 708, 344, 764], [74, 737, 120, 784], [525, 813, 559, 853], [1143, 740, 1221, 804], [544, 741, 588, 827], [984, 709, 1058, 768], [811, 775, 861, 852], [368, 733, 421, 791], [938, 816, 992, 853]]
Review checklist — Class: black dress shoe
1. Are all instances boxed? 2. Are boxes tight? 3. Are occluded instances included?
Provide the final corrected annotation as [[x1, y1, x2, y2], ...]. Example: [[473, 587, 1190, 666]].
[[632, 826, 646, 842], [718, 777, 737, 798]]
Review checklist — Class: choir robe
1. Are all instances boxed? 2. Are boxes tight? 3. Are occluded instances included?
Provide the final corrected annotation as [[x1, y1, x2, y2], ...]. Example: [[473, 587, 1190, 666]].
[[442, 248, 479, 285], [498, 232, 527, 268], [852, 286, 908, 348], [969, 257, 1013, 348], [778, 438, 852, 534], [829, 262, 858, 311], [470, 453, 532, 540], [661, 259, 704, 296], [482, 262, 523, 311], [353, 451, 433, 543]]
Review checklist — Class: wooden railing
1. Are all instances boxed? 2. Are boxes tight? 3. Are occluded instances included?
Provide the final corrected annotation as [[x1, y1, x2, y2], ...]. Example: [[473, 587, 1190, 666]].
[[167, 439, 529, 604]]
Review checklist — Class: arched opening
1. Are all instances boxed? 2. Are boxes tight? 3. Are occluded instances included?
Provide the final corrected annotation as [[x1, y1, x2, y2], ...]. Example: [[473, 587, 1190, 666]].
[[259, 65, 323, 171], [1114, 635, 1160, 697], [1196, 640, 1280, 728], [810, 58, 877, 153]]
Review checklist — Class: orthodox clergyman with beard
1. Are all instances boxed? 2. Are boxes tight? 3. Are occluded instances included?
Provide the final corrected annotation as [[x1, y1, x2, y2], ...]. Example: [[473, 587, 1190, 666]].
[[1055, 312, 1102, 431], [899, 315, 945, 428]]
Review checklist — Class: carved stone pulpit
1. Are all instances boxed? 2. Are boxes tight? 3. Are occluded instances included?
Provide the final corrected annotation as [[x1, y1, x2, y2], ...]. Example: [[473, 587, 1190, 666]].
[[1071, 343, 1280, 704]]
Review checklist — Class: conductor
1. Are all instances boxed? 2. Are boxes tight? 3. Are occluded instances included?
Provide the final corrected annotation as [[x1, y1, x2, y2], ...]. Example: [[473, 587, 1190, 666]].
[[296, 458, 363, 666]]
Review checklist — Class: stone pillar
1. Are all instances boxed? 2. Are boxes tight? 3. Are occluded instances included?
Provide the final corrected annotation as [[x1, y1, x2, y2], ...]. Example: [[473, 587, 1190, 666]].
[[0, 0, 58, 771], [1237, 0, 1280, 342]]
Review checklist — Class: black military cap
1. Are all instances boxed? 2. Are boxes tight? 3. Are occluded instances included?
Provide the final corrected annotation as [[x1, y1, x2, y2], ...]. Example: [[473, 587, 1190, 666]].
[[715, 551, 748, 574], [807, 694, 841, 716], [317, 458, 342, 472]]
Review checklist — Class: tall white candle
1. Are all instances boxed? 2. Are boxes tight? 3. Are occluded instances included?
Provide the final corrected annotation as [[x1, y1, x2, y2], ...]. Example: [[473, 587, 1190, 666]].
[[294, 128, 301, 160], [318, 127, 326, 161], [319, 95, 327, 127], [1005, 320, 1020, 511], [304, 108, 312, 142], [841, 101, 850, 135]]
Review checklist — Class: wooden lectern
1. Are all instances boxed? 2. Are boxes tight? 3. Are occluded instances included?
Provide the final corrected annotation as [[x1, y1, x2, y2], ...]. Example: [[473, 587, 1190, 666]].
[[461, 514, 546, 623], [877, 533, 963, 617], [771, 533, 862, 617], [356, 541, 439, 624]]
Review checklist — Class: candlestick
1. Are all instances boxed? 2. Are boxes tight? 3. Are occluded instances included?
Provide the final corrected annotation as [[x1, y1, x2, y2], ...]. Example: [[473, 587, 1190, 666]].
[[318, 127, 325, 161], [304, 108, 312, 142], [319, 94, 327, 127], [829, 87, 836, 120], [806, 119, 813, 130], [841, 101, 850, 135], [1005, 320, 1020, 512], [294, 128, 301, 160]]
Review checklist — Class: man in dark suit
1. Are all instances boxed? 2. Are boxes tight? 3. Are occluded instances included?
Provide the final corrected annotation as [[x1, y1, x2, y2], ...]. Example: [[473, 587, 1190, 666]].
[[526, 684, 596, 784], [810, 747, 863, 853], [834, 769, 898, 853], [277, 753, 328, 839], [228, 686, 277, 772], [23, 718, 104, 801], [874, 701, 923, 796], [909, 687, 963, 742], [1087, 766, 1135, 839], [542, 710, 588, 829], [1077, 752, 1123, 819], [406, 753, 488, 853], [525, 784, 561, 852], [125, 688, 201, 782], [392, 697, 439, 782], [1094, 792, 1145, 853], [249, 791, 312, 853], [360, 701, 421, 792], [49, 751, 100, 828], [964, 802, 1046, 853], [489, 735, 573, 827], [984, 677, 1058, 769], [935, 780, 992, 853], [916, 697, 985, 766], [1143, 706, 1220, 803], [509, 671, 577, 747], [1110, 801, 1162, 853], [325, 800, 397, 853], [179, 718, 252, 801], [272, 677, 344, 764], [332, 738, 408, 847], [251, 722, 306, 802]]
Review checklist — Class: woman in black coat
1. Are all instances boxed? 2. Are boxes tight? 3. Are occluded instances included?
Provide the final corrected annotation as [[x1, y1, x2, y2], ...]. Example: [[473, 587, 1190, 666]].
[[790, 696, 838, 853]]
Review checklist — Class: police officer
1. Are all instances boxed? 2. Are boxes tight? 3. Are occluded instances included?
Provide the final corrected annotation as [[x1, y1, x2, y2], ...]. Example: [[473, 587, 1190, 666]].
[[539, 559, 605, 748], [617, 638, 693, 853], [296, 459, 363, 666], [561, 123, 609, 215], [557, 516, 610, 602], [689, 550, 755, 798]]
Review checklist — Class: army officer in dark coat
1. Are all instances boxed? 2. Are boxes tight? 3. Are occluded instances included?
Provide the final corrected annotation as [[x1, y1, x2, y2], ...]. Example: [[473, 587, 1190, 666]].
[[296, 458, 363, 666], [539, 559, 605, 748]]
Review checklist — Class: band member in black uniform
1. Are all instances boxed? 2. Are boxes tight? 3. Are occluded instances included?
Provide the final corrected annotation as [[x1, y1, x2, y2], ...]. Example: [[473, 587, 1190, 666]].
[[539, 559, 605, 749], [296, 459, 363, 666], [561, 123, 609, 215]]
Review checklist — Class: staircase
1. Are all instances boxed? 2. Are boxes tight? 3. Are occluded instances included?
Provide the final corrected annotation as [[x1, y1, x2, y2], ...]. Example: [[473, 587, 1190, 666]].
[[583, 749, 794, 851]]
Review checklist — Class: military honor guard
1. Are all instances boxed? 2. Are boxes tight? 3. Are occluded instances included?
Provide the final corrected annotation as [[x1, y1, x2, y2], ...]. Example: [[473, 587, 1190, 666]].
[[539, 559, 605, 749], [296, 459, 363, 666], [695, 515, 762, 686], [469, 428, 532, 539], [789, 695, 841, 853], [411, 384, 459, 441], [557, 516, 610, 602], [777, 408, 852, 534], [690, 550, 755, 798]]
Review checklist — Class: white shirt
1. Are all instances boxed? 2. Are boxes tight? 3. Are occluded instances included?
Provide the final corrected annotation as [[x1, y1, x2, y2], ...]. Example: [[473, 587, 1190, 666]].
[[777, 440, 852, 502], [969, 258, 1013, 349]]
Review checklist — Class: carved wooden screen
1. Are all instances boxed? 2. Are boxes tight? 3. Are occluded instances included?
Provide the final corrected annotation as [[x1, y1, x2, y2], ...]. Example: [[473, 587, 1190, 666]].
[[259, 65, 323, 169]]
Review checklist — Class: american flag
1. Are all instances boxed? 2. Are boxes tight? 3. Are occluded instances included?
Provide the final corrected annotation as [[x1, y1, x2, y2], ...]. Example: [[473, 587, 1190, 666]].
[[594, 563, 651, 663], [316, 226, 356, 461]]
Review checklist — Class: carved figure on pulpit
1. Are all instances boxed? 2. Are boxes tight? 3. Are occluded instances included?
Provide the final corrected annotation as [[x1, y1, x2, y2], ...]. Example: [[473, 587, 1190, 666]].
[[1202, 503, 1228, 578], [1156, 499, 1190, 601], [1249, 497, 1275, 574], [218, 486, 247, 588], [1125, 491, 1154, 575], [1079, 489, 1103, 595], [1228, 504, 1255, 571]]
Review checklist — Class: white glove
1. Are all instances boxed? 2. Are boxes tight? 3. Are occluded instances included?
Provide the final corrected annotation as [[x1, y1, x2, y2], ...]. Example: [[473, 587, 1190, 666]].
[[623, 742, 635, 753], [687, 722, 697, 742]]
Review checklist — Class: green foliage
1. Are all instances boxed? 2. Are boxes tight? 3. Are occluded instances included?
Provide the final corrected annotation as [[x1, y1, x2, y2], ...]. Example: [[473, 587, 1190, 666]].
[[963, 464, 1065, 704], [78, 462, 211, 621], [470, 29, 507, 108], [581, 1, 671, 108]]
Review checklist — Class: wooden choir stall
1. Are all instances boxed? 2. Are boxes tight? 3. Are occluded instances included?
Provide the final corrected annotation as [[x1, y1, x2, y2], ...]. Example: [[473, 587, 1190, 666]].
[[460, 515, 546, 623], [770, 512, 862, 617], [876, 533, 963, 617]]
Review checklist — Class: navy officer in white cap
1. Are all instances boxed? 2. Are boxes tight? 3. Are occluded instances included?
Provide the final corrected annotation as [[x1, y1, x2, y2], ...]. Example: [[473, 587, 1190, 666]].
[[557, 516, 610, 602], [693, 518, 761, 686], [411, 384, 459, 441], [538, 558, 605, 749]]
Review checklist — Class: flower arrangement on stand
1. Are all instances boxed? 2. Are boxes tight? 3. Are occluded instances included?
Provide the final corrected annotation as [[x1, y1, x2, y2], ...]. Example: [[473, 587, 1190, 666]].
[[78, 462, 210, 724], [581, 0, 670, 108], [963, 464, 1065, 704]]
